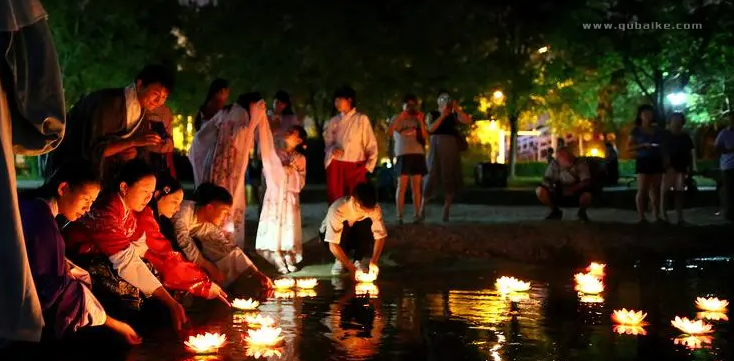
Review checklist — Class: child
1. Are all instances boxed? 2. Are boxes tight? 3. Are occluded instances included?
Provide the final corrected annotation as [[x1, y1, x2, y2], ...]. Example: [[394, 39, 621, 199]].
[[256, 125, 308, 274], [320, 183, 387, 277]]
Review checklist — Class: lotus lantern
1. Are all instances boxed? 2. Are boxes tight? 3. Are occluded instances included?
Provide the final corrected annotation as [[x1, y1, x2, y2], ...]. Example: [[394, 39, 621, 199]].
[[673, 335, 713, 350], [245, 326, 284, 347], [574, 273, 604, 294], [695, 297, 729, 313], [296, 278, 318, 289], [495, 276, 531, 294], [273, 278, 295, 289], [612, 309, 647, 326], [184, 332, 227, 354], [232, 298, 260, 311], [586, 262, 606, 278], [355, 264, 379, 283], [245, 314, 276, 328], [671, 316, 713, 335]]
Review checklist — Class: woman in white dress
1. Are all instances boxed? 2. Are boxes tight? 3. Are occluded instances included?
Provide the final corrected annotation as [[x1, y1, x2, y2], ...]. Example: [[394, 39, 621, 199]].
[[256, 125, 308, 274], [189, 93, 266, 249]]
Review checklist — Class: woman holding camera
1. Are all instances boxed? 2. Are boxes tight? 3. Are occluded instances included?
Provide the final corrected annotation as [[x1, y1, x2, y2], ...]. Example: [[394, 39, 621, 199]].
[[388, 94, 429, 223], [421, 90, 472, 222]]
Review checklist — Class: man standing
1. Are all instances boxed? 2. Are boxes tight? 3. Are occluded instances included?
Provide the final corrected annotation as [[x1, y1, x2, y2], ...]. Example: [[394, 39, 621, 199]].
[[715, 112, 734, 222], [42, 64, 174, 181], [323, 86, 378, 204]]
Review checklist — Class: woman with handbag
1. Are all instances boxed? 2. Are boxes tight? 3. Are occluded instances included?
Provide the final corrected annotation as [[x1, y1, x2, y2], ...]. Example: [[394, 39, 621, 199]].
[[387, 94, 429, 223], [421, 90, 472, 222]]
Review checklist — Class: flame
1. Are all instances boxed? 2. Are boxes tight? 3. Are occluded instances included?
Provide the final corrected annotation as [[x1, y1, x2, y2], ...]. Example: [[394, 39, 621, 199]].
[[355, 264, 379, 283], [273, 278, 295, 289], [673, 335, 713, 350], [579, 294, 605, 304], [574, 273, 604, 294], [296, 278, 318, 289], [274, 291, 295, 299], [495, 276, 531, 294], [184, 332, 227, 354], [297, 289, 317, 298], [245, 314, 275, 328], [698, 311, 729, 321], [232, 298, 260, 311], [695, 297, 729, 312], [612, 309, 647, 326], [246, 345, 283, 359], [671, 316, 713, 335], [245, 326, 284, 346], [355, 282, 379, 298], [613, 325, 647, 336], [586, 262, 606, 278]]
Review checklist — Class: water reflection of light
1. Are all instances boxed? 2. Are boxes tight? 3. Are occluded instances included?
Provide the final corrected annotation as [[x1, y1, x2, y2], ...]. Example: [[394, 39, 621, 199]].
[[445, 290, 510, 325], [698, 311, 728, 321], [490, 333, 505, 361], [355, 283, 379, 298], [673, 335, 713, 350], [613, 325, 647, 336], [579, 294, 604, 304], [274, 291, 295, 299], [325, 293, 385, 360], [297, 289, 317, 298], [246, 345, 283, 359]]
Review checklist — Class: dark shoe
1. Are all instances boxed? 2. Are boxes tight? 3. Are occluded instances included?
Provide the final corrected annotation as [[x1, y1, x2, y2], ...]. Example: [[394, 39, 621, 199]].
[[545, 209, 563, 220], [577, 209, 590, 223]]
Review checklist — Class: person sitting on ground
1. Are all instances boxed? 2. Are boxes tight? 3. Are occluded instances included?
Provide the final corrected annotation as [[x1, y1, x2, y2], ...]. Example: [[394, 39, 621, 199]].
[[320, 183, 387, 278], [172, 183, 272, 289], [18, 160, 141, 344], [536, 147, 592, 221]]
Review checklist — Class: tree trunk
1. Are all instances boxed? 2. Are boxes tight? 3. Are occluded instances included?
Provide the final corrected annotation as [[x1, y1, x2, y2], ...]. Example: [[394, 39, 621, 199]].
[[509, 114, 519, 178]]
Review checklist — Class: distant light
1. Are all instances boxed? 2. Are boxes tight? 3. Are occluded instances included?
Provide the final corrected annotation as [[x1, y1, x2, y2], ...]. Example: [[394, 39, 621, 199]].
[[492, 90, 504, 100], [666, 92, 687, 106], [538, 46, 549, 53]]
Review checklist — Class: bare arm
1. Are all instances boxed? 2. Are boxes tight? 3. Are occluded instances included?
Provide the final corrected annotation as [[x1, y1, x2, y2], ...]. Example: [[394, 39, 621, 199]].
[[329, 243, 357, 274], [370, 238, 385, 266], [455, 109, 473, 125], [427, 112, 445, 133], [386, 115, 400, 138]]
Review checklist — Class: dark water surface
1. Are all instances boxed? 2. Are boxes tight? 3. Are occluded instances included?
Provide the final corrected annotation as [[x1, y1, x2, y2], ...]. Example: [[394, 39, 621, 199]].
[[6, 258, 733, 361]]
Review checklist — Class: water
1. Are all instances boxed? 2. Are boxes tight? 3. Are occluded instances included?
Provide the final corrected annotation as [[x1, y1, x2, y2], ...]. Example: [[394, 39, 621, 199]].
[[6, 258, 733, 361]]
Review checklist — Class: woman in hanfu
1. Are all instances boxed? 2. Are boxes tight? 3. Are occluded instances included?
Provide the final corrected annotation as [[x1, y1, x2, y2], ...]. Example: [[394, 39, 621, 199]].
[[256, 125, 308, 274], [189, 92, 267, 249], [18, 160, 141, 344]]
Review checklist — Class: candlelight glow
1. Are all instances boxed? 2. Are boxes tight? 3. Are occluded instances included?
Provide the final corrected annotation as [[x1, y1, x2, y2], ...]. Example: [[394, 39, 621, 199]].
[[245, 326, 284, 347], [673, 335, 713, 350], [245, 314, 276, 328], [296, 278, 318, 289], [696, 297, 729, 312], [612, 309, 647, 326], [579, 294, 605, 304], [698, 311, 729, 321], [355, 264, 379, 283], [274, 291, 295, 299], [355, 282, 380, 298], [671, 316, 713, 335], [495, 276, 531, 294], [586, 262, 606, 278], [613, 325, 647, 336], [297, 289, 317, 298], [273, 278, 296, 289], [232, 298, 260, 311], [574, 273, 604, 294], [184, 332, 227, 354], [246, 345, 283, 359]]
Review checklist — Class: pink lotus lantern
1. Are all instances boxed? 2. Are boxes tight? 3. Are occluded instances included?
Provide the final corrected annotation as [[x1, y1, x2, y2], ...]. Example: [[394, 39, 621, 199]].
[[184, 332, 227, 354], [245, 326, 284, 347]]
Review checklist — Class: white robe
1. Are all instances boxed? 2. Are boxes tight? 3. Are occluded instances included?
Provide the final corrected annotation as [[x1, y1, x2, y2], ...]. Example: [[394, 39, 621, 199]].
[[188, 104, 263, 249]]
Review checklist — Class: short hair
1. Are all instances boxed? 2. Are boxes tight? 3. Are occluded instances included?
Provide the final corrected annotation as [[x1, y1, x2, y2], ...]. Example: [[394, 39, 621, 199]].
[[669, 112, 687, 125], [334, 85, 357, 107], [352, 182, 377, 209], [403, 94, 418, 103], [436, 89, 450, 98], [135, 64, 175, 93], [193, 182, 233, 207]]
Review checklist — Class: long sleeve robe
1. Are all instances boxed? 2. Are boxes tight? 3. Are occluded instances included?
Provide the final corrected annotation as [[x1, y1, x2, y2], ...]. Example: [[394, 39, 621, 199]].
[[20, 199, 106, 338], [64, 195, 213, 299]]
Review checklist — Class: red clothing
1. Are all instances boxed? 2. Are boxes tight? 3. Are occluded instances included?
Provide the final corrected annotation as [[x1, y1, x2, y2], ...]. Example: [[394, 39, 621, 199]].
[[326, 159, 367, 204], [64, 195, 212, 298]]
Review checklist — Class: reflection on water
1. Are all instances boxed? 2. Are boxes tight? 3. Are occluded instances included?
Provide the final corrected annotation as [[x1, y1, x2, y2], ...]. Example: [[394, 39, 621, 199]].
[[5, 257, 733, 361]]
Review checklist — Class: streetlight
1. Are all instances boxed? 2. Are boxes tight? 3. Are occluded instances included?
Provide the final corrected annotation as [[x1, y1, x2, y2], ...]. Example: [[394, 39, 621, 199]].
[[666, 92, 688, 106], [493, 90, 504, 100]]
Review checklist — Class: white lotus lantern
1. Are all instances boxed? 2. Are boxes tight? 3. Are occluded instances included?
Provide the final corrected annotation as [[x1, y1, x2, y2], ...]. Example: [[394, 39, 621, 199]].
[[671, 316, 713, 335], [232, 298, 260, 311], [355, 264, 379, 283], [612, 309, 647, 326], [495, 276, 531, 294], [296, 278, 318, 289], [184, 332, 227, 354], [273, 278, 295, 289], [574, 273, 604, 295], [586, 262, 606, 278], [695, 297, 729, 313], [245, 326, 284, 347]]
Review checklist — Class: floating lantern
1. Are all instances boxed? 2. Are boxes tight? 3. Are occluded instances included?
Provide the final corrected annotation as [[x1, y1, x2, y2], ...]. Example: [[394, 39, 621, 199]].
[[612, 309, 647, 326], [355, 282, 379, 298], [184, 332, 227, 354], [671, 316, 713, 335], [245, 326, 284, 347], [698, 311, 729, 321], [695, 297, 729, 313], [273, 278, 295, 289], [247, 345, 283, 359], [579, 295, 605, 304], [673, 335, 713, 350], [297, 289, 317, 298], [355, 264, 379, 283], [586, 262, 606, 278], [296, 278, 318, 289], [574, 273, 604, 294], [232, 298, 260, 311], [613, 325, 647, 336], [495, 276, 531, 294], [245, 314, 276, 328], [274, 291, 295, 299]]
